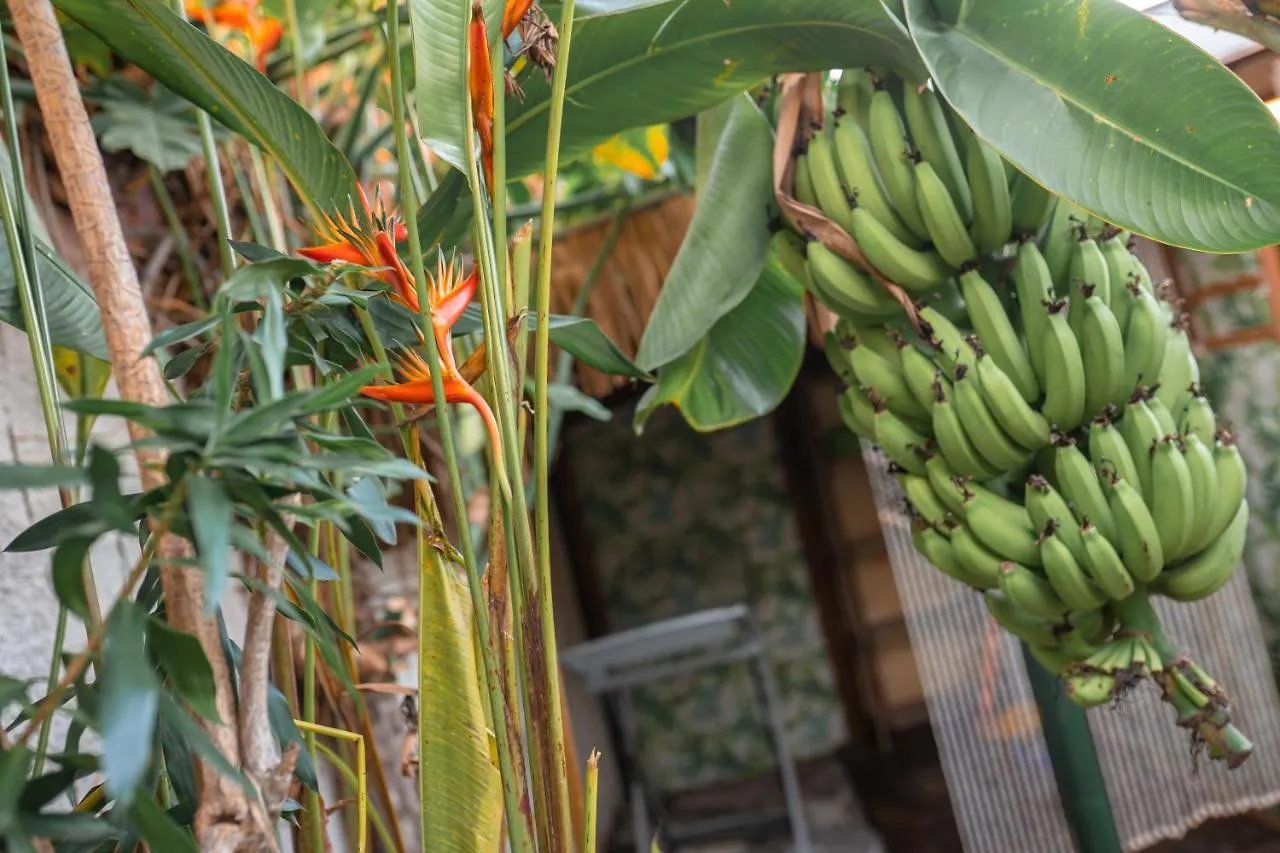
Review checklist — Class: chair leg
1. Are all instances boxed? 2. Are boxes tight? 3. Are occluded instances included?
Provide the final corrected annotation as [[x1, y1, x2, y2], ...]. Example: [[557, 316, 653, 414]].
[[749, 653, 812, 853]]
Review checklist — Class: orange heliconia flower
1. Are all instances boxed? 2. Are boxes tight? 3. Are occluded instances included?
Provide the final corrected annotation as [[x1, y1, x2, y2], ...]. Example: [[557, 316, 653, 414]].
[[184, 0, 283, 72], [297, 184, 418, 311], [501, 0, 535, 39], [358, 256, 502, 472], [468, 1, 496, 189]]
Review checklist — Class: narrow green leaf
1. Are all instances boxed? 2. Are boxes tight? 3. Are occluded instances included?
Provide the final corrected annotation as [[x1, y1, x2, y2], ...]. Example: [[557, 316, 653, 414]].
[[100, 602, 159, 806], [258, 288, 287, 400], [156, 693, 251, 792], [0, 744, 32, 831], [21, 813, 118, 843], [635, 237, 806, 432], [130, 791, 198, 852], [458, 305, 647, 378], [142, 317, 218, 357], [53, 0, 368, 234], [51, 538, 95, 622], [414, 168, 471, 252], [218, 257, 326, 305], [147, 618, 220, 722], [505, 0, 923, 176], [903, 0, 1280, 251], [157, 704, 197, 809], [6, 494, 142, 552], [409, 0, 503, 171], [635, 95, 774, 370], [0, 464, 86, 490], [187, 476, 233, 613], [162, 343, 210, 381], [0, 676, 31, 714], [267, 684, 318, 790]]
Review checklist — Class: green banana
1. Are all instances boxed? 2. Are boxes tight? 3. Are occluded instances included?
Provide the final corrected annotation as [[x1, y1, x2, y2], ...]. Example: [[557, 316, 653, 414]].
[[1039, 299, 1087, 431], [1155, 324, 1199, 418], [984, 589, 1059, 647], [960, 269, 1040, 403], [824, 330, 855, 385], [1155, 500, 1248, 602], [1011, 241, 1056, 383], [806, 129, 854, 233], [1180, 432, 1220, 557], [1026, 474, 1088, 565], [1077, 287, 1127, 417], [837, 385, 877, 440], [1080, 521, 1136, 600], [926, 454, 972, 518], [794, 153, 818, 208], [1098, 235, 1133, 323], [1150, 435, 1194, 559], [847, 336, 931, 424], [966, 136, 1013, 254], [1041, 198, 1086, 285], [914, 521, 983, 588], [1040, 523, 1108, 611], [1009, 174, 1055, 236], [999, 560, 1068, 621], [1087, 417, 1141, 492], [900, 343, 941, 416], [918, 304, 977, 379], [951, 522, 1003, 589], [961, 478, 1041, 566], [850, 207, 952, 292], [836, 67, 875, 131], [1122, 284, 1170, 398], [1066, 672, 1116, 709], [900, 472, 952, 527], [871, 393, 931, 476], [1204, 433, 1246, 545], [1146, 395, 1179, 437], [805, 241, 901, 319], [1053, 440, 1118, 545], [838, 317, 899, 361], [1180, 392, 1216, 445], [932, 376, 999, 480], [975, 355, 1051, 451], [1119, 394, 1163, 497], [953, 365, 1032, 471], [868, 88, 929, 240], [903, 83, 972, 222], [1067, 239, 1112, 334], [833, 117, 918, 247], [1104, 472, 1164, 582], [915, 161, 977, 267]]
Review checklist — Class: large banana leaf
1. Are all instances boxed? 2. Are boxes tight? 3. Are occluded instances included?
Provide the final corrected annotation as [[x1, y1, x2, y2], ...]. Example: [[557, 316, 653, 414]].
[[418, 548, 502, 853], [635, 95, 773, 371], [634, 236, 805, 432], [54, 0, 367, 234], [505, 0, 925, 176], [902, 0, 1280, 253], [0, 238, 108, 361], [410, 0, 503, 173]]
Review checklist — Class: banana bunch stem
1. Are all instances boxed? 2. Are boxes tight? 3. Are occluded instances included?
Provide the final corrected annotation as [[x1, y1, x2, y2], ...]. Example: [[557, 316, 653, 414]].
[[1113, 593, 1253, 767]]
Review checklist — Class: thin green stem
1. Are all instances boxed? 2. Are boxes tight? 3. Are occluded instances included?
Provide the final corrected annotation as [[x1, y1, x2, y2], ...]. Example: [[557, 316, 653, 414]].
[[339, 43, 387, 164], [532, 0, 581, 840], [283, 0, 311, 112], [249, 147, 289, 252], [227, 149, 268, 247], [303, 520, 324, 853], [386, 5, 531, 850], [584, 751, 600, 853], [490, 35, 509, 315], [312, 740, 396, 853], [0, 35, 99, 776], [147, 165, 206, 309]]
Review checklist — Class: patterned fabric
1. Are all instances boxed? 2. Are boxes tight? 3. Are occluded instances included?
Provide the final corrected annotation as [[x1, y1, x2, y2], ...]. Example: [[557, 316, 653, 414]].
[[565, 403, 846, 792]]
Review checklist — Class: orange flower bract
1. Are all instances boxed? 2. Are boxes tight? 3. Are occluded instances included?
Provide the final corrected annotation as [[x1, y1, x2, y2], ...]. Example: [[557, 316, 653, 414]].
[[184, 0, 282, 72]]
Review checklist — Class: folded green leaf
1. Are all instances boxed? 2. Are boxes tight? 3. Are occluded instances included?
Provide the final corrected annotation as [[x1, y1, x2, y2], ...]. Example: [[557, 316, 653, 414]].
[[636, 95, 774, 370], [903, 0, 1280, 251], [187, 476, 233, 614], [148, 618, 220, 723]]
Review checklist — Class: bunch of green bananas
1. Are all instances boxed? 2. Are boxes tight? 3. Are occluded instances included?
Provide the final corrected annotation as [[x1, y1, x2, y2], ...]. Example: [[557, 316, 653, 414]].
[[778, 67, 1253, 767]]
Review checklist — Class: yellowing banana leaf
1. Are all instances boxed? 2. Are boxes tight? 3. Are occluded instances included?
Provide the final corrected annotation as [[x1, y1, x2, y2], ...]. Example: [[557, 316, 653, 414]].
[[419, 544, 502, 853], [590, 126, 670, 180], [53, 346, 112, 463]]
